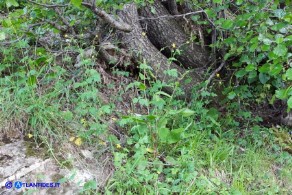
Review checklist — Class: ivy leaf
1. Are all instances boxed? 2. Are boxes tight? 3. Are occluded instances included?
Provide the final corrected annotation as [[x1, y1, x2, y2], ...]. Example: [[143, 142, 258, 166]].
[[273, 45, 288, 56], [71, 0, 82, 8], [5, 0, 19, 7]]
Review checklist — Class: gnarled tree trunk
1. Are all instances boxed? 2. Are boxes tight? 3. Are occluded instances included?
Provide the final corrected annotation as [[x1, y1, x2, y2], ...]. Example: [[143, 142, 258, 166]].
[[139, 0, 209, 69], [118, 4, 203, 100]]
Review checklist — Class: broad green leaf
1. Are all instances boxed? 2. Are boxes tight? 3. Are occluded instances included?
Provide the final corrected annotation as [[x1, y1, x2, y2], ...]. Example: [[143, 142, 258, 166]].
[[181, 108, 195, 117], [269, 64, 282, 76], [245, 64, 255, 72], [285, 68, 292, 80], [228, 91, 236, 100], [273, 45, 287, 56], [158, 128, 170, 143], [6, 0, 19, 7], [168, 128, 184, 144], [235, 69, 247, 78], [71, 0, 82, 7], [259, 64, 270, 73], [288, 96, 292, 109], [275, 89, 288, 100], [259, 73, 270, 84], [221, 19, 233, 29]]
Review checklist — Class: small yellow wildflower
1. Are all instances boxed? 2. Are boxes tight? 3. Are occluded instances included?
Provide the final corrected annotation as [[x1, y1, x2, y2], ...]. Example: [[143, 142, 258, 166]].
[[219, 81, 222, 85], [157, 171, 161, 174], [64, 34, 68, 38], [27, 134, 33, 139], [116, 144, 121, 149], [146, 148, 154, 153], [112, 117, 117, 121], [74, 137, 82, 146], [172, 43, 176, 48], [142, 32, 146, 36], [216, 73, 220, 78], [95, 34, 98, 38], [99, 141, 106, 146], [69, 136, 75, 142]]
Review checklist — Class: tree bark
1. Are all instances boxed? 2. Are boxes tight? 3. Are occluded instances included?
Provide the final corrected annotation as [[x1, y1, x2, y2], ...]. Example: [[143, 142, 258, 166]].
[[118, 4, 203, 100], [139, 0, 209, 69]]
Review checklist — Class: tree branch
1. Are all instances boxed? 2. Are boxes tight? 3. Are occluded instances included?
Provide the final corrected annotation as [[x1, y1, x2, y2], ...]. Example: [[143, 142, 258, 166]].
[[27, 0, 69, 8], [81, 2, 132, 32]]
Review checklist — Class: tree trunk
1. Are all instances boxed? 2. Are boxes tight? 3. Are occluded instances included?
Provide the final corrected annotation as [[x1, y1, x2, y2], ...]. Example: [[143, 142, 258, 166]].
[[118, 4, 203, 100], [139, 0, 209, 69]]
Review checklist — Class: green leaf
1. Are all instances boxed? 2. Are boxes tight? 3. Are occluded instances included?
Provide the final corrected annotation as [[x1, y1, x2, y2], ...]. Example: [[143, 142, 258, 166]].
[[6, 0, 19, 7], [245, 64, 255, 72], [235, 69, 247, 78], [168, 128, 184, 144], [275, 89, 287, 100], [228, 91, 236, 100], [269, 64, 282, 76], [288, 96, 292, 109], [158, 128, 170, 143], [273, 45, 288, 56], [285, 68, 292, 80], [259, 73, 270, 84], [0, 32, 5, 41], [70, 0, 82, 7], [181, 108, 195, 117], [63, 111, 73, 121], [221, 19, 233, 29]]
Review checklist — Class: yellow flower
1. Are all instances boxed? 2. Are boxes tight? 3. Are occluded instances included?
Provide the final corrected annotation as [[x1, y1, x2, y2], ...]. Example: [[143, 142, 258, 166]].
[[112, 117, 117, 121], [142, 32, 146, 36], [219, 81, 222, 85], [99, 141, 106, 146], [157, 171, 161, 174], [116, 144, 121, 149], [146, 148, 154, 153], [27, 134, 33, 139], [95, 34, 98, 38], [74, 137, 82, 146], [172, 43, 176, 48], [216, 73, 220, 78], [64, 34, 68, 38], [69, 136, 75, 142]]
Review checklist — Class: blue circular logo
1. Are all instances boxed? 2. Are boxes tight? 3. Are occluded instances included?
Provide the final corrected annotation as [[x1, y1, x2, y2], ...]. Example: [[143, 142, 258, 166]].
[[14, 181, 22, 189], [5, 181, 13, 189]]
